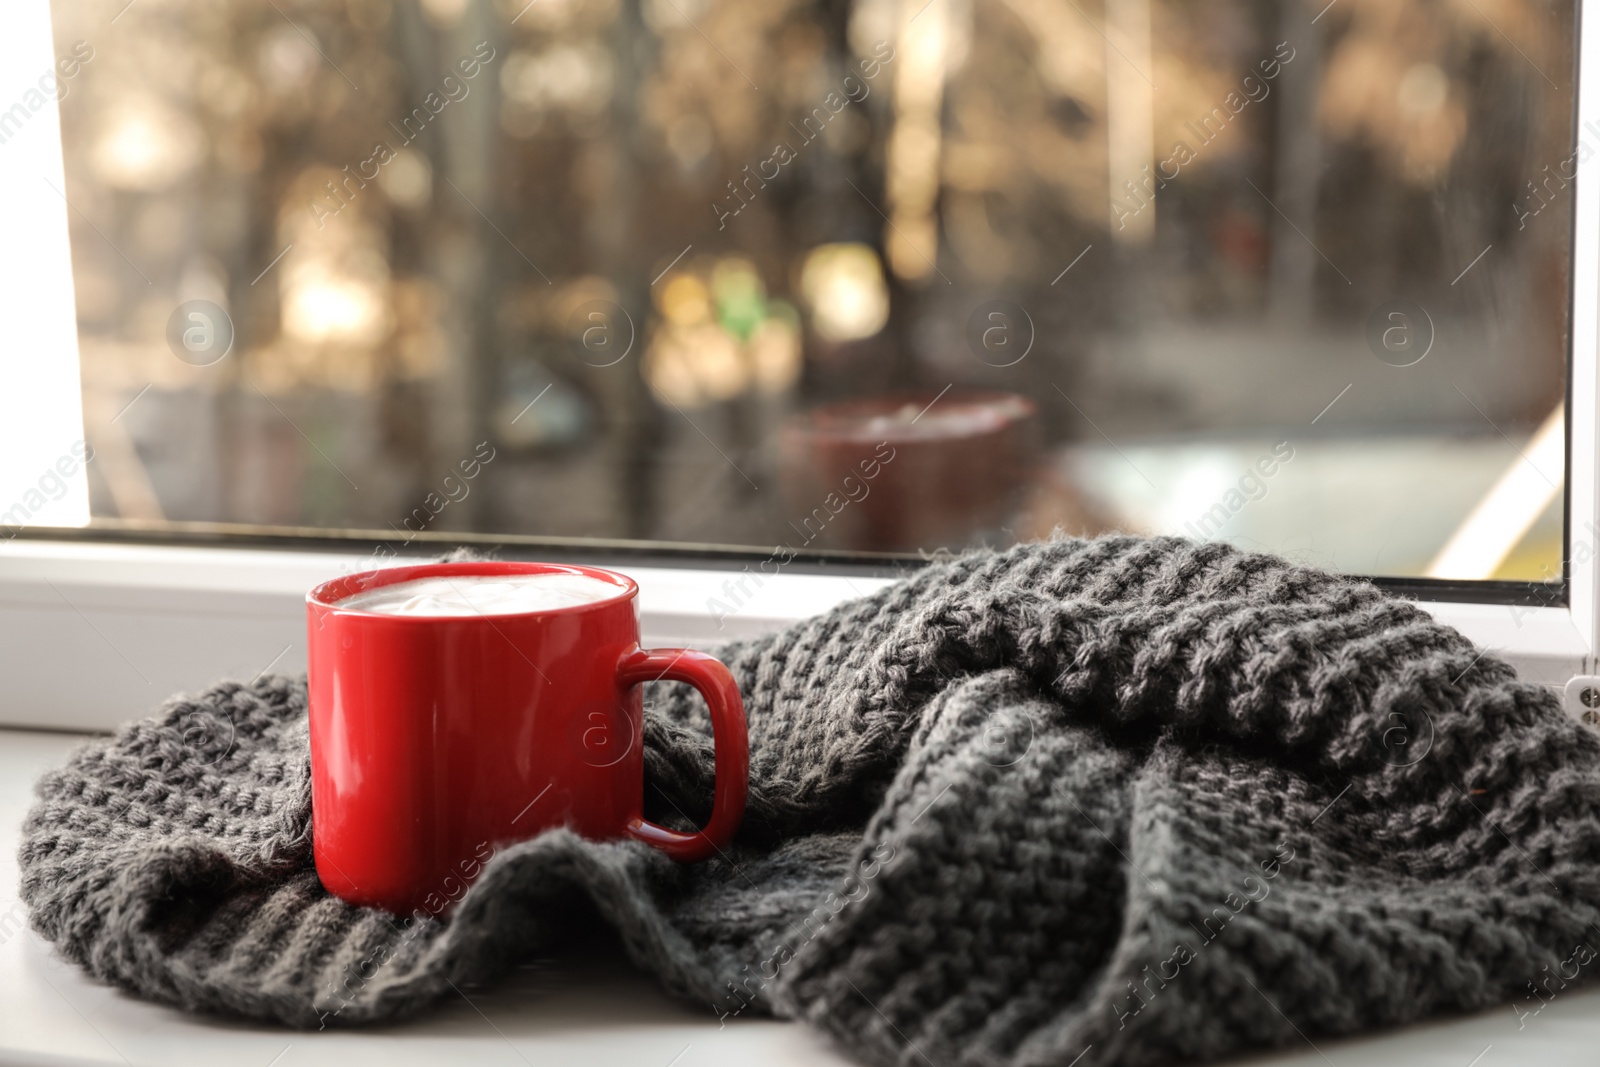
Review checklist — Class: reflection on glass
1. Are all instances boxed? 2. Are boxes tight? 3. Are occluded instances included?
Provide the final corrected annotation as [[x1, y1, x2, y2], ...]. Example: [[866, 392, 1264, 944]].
[[50, 0, 1575, 583]]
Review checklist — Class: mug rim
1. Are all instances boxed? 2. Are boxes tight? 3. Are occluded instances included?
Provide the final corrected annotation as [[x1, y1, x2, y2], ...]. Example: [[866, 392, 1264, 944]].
[[306, 560, 639, 621]]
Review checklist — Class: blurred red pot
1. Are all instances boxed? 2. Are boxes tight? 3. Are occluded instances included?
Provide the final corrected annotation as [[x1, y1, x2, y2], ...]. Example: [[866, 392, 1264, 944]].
[[779, 390, 1038, 553]]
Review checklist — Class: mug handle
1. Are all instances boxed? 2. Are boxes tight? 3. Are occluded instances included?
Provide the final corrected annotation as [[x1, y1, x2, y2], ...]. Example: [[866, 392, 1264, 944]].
[[616, 647, 749, 862]]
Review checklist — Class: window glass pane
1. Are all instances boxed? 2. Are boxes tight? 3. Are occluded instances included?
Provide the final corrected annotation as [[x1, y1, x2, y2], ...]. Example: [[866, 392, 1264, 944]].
[[50, 0, 1574, 583]]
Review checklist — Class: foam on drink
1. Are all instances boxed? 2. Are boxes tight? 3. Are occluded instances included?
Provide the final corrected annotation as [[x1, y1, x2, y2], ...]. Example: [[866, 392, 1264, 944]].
[[337, 573, 625, 616]]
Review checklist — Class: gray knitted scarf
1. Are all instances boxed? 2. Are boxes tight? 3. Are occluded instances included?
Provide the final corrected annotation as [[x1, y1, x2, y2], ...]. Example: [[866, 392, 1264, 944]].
[[18, 537, 1600, 1065]]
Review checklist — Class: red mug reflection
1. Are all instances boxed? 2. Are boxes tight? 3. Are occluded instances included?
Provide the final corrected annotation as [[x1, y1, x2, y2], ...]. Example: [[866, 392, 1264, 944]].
[[781, 390, 1038, 552], [306, 561, 749, 917]]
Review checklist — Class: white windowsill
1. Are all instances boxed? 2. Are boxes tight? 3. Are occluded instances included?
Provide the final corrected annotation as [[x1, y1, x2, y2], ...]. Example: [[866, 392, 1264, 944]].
[[3, 724, 1600, 1066]]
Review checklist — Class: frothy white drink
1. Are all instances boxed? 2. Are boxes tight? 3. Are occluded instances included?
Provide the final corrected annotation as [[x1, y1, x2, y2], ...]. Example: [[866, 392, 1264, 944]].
[[338, 573, 625, 616]]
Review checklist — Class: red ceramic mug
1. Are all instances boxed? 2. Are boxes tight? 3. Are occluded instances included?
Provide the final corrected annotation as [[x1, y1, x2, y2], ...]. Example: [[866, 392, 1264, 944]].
[[306, 561, 749, 916]]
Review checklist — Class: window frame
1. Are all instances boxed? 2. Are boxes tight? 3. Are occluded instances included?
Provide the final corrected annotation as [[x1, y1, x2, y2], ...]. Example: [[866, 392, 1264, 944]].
[[0, 0, 1595, 732]]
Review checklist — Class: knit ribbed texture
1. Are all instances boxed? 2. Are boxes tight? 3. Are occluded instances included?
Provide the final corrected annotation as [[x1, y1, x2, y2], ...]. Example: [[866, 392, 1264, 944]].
[[18, 536, 1600, 1065]]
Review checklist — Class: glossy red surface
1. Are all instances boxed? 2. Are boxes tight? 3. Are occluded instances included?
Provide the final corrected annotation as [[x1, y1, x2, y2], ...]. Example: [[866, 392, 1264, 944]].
[[306, 561, 748, 917]]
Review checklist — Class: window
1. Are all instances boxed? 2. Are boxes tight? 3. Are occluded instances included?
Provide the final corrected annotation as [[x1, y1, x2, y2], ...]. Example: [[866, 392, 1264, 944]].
[[4, 0, 1567, 595]]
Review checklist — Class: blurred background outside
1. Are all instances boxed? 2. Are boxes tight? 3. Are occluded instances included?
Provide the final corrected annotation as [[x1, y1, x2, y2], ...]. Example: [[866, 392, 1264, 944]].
[[46, 0, 1576, 582]]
